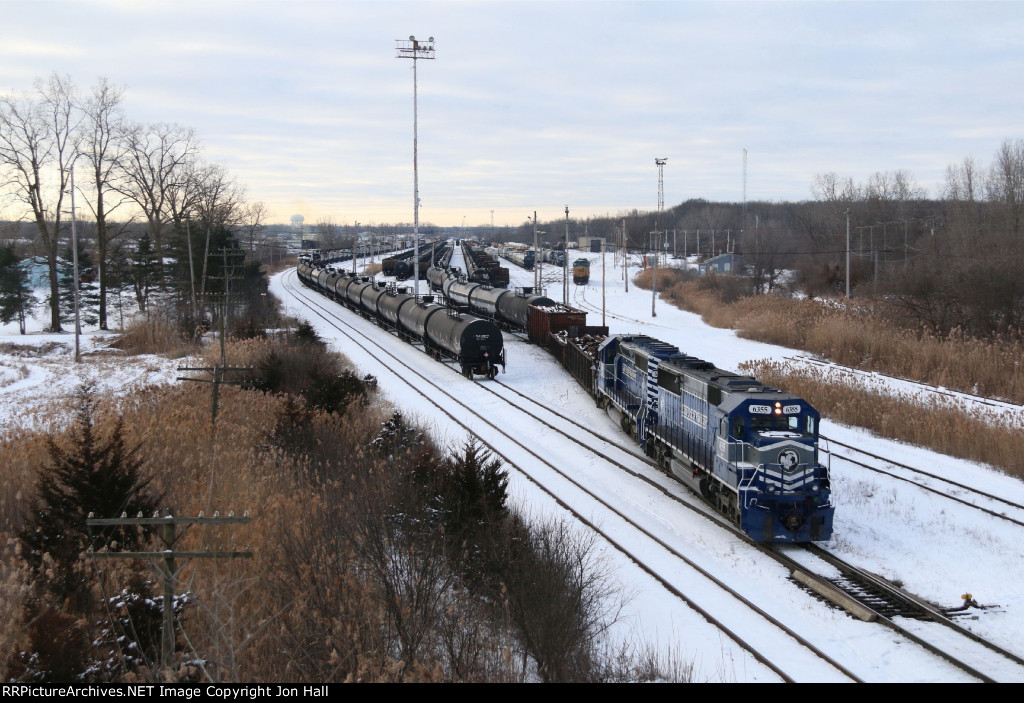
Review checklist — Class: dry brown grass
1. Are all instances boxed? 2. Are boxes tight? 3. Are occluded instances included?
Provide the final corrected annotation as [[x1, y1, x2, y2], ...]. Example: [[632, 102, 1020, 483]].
[[741, 359, 1024, 479], [633, 271, 1024, 405], [110, 313, 200, 358], [260, 255, 297, 277], [2, 330, 669, 682]]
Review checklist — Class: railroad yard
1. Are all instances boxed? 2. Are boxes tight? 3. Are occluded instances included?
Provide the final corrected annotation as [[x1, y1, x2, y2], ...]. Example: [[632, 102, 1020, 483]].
[[3, 245, 1023, 681], [274, 244, 1024, 682]]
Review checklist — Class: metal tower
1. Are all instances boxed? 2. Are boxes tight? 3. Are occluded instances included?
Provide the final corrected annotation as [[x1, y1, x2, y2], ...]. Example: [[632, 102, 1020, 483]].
[[396, 35, 435, 295], [655, 157, 667, 214]]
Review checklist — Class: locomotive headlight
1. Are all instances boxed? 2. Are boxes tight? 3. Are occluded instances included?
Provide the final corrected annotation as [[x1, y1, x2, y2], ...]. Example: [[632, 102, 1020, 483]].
[[774, 401, 782, 416]]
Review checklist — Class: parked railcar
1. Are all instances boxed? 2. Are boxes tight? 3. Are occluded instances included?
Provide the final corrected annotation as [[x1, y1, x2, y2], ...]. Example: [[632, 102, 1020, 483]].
[[296, 260, 505, 379], [432, 270, 556, 331]]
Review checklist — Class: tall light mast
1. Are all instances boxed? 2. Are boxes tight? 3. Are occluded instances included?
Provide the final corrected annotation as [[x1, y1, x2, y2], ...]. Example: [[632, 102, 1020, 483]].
[[653, 158, 667, 318], [396, 35, 435, 296]]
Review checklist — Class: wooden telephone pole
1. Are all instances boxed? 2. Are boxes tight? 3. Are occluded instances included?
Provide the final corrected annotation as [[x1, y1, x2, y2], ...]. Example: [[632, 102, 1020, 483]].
[[87, 508, 252, 671], [179, 246, 250, 424]]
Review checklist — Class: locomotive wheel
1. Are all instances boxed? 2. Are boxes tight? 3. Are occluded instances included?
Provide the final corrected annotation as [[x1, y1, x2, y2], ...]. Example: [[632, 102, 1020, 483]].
[[620, 415, 634, 437]]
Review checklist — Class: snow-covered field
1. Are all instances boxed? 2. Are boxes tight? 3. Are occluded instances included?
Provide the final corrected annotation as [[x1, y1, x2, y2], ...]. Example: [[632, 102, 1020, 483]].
[[0, 319, 188, 433], [4, 249, 1023, 682]]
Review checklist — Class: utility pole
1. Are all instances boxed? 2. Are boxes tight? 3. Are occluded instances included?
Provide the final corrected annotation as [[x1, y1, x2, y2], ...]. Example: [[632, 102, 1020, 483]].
[[622, 219, 628, 293], [845, 209, 851, 299], [396, 35, 436, 297], [563, 205, 569, 304], [185, 215, 198, 321], [601, 240, 606, 327], [68, 165, 81, 363], [87, 508, 251, 671], [179, 246, 250, 425], [352, 221, 359, 276], [532, 211, 539, 291]]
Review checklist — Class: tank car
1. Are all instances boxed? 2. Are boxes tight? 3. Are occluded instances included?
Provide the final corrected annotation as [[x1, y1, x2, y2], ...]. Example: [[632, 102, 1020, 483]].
[[441, 277, 556, 331], [297, 261, 504, 379], [594, 335, 833, 542]]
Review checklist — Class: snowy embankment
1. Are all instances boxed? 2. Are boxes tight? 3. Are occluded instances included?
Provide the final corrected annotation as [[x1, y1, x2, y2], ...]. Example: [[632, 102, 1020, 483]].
[[0, 323, 189, 433]]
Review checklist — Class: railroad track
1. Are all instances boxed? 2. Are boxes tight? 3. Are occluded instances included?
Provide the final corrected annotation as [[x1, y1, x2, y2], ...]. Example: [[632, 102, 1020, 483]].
[[785, 354, 1024, 416], [769, 543, 1024, 682], [281, 269, 1024, 681], [491, 359, 1024, 682], [280, 269, 862, 683], [820, 436, 1024, 529], [568, 270, 681, 331]]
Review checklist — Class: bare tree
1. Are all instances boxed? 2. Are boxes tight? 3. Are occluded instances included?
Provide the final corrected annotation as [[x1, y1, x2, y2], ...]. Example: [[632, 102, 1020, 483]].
[[239, 200, 268, 253], [0, 73, 82, 331], [78, 78, 129, 330], [116, 122, 200, 282], [314, 217, 343, 248], [988, 138, 1024, 236], [811, 172, 858, 209], [943, 156, 983, 240], [185, 163, 245, 310]]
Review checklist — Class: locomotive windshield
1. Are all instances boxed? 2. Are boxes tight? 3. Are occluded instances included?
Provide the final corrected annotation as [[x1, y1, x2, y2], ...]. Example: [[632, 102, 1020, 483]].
[[751, 414, 801, 434], [749, 413, 817, 439], [733, 402, 818, 441]]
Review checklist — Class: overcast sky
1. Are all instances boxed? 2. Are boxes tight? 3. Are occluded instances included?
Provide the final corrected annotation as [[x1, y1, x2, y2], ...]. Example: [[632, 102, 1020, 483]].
[[2, 0, 1021, 227]]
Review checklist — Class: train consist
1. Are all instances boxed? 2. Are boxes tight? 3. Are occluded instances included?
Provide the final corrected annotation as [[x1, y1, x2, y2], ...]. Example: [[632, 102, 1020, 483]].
[[297, 254, 505, 379], [493, 243, 535, 271], [424, 253, 834, 542], [427, 264, 557, 332], [461, 241, 510, 288], [298, 244, 834, 542], [381, 242, 446, 280], [591, 336, 833, 542]]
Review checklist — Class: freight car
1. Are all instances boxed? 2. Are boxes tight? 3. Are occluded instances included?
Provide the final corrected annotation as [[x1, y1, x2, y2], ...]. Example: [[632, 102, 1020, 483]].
[[296, 260, 504, 379], [427, 266, 556, 332]]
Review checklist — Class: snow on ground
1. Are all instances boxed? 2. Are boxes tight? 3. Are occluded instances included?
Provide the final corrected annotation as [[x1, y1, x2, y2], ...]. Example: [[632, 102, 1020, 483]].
[[5, 250, 1022, 681], [272, 246, 1024, 682], [0, 311, 190, 433]]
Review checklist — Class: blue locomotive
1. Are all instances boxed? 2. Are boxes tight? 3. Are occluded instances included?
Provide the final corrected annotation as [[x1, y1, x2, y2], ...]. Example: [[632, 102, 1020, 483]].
[[594, 335, 833, 542]]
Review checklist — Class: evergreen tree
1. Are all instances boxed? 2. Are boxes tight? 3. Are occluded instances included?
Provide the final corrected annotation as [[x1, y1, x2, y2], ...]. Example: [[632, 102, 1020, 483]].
[[54, 245, 100, 327], [0, 245, 37, 334], [442, 438, 509, 543], [129, 233, 160, 313], [19, 385, 159, 608]]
